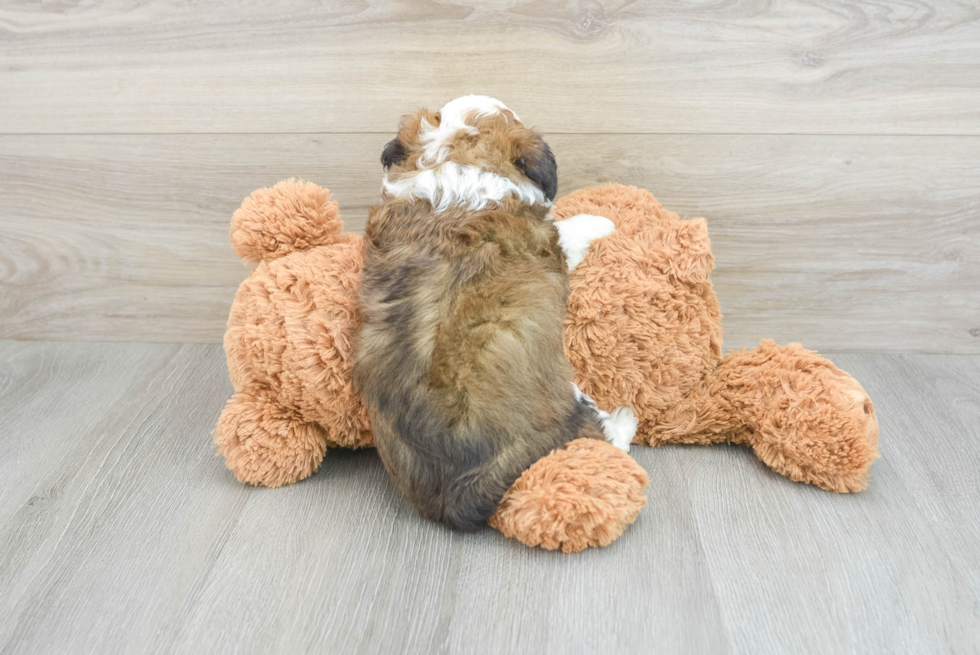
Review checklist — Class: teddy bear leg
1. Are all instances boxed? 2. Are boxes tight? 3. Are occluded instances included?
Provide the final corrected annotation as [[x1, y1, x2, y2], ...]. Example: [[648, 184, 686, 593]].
[[488, 439, 649, 553], [641, 377, 745, 447], [649, 341, 878, 492], [714, 341, 880, 493], [215, 391, 329, 488]]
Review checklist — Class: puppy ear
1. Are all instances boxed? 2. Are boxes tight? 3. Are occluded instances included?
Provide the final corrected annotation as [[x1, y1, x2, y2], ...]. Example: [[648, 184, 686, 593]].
[[515, 139, 558, 201], [381, 138, 407, 170]]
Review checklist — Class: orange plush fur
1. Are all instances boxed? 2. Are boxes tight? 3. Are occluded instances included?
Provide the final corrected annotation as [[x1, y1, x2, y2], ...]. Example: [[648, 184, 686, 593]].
[[215, 179, 878, 552], [554, 184, 879, 493], [217, 180, 371, 488]]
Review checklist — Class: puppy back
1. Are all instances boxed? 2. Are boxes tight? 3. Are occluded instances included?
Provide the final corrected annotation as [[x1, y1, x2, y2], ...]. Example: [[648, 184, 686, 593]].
[[356, 198, 581, 530]]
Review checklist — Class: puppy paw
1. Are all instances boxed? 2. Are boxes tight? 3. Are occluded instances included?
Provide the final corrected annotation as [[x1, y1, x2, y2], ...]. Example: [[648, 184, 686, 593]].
[[602, 406, 638, 452], [555, 213, 615, 272]]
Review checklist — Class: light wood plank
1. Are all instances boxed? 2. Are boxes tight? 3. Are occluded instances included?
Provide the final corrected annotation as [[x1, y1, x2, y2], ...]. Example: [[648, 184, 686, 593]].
[[681, 352, 980, 653], [0, 341, 180, 527], [0, 342, 251, 653], [1, 134, 977, 351], [1, 1, 979, 135], [1, 343, 978, 653]]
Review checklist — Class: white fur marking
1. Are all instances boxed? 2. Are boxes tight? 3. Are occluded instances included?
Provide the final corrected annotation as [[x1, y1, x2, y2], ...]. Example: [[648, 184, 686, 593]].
[[602, 406, 638, 451], [383, 161, 547, 213], [555, 213, 616, 272], [419, 95, 519, 167], [570, 382, 637, 452]]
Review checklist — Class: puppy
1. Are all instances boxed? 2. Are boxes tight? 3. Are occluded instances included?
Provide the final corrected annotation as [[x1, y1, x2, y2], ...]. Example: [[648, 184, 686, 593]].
[[354, 96, 636, 531]]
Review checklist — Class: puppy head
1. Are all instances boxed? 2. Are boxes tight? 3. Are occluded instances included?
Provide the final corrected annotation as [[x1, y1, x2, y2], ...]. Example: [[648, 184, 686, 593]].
[[381, 95, 558, 201]]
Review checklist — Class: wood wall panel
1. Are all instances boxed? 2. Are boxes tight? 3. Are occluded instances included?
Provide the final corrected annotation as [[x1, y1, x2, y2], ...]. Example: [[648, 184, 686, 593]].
[[2, 1, 979, 134], [2, 134, 976, 351]]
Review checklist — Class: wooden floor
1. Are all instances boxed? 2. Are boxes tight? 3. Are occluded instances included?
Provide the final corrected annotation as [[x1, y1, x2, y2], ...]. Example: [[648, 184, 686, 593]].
[[0, 341, 977, 654]]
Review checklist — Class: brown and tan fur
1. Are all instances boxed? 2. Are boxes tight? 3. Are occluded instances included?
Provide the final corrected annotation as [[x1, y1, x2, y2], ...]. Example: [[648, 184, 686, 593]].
[[353, 101, 605, 531]]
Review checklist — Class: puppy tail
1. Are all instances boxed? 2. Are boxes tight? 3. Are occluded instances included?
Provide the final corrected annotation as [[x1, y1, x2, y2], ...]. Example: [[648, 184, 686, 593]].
[[230, 178, 348, 263]]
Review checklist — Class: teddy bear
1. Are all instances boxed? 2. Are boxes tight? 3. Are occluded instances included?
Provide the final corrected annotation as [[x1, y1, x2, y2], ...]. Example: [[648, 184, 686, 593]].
[[215, 179, 879, 553]]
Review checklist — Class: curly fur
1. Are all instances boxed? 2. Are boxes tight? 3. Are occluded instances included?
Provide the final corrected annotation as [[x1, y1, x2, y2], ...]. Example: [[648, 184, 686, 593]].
[[356, 99, 612, 531], [489, 438, 649, 553], [214, 179, 879, 551], [552, 184, 723, 441], [653, 340, 879, 492], [230, 178, 345, 263], [553, 184, 878, 492], [217, 182, 371, 487]]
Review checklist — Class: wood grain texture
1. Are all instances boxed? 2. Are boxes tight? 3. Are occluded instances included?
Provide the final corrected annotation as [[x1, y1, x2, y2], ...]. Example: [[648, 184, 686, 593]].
[[0, 342, 977, 654], [1, 134, 977, 351], [1, 0, 979, 135]]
